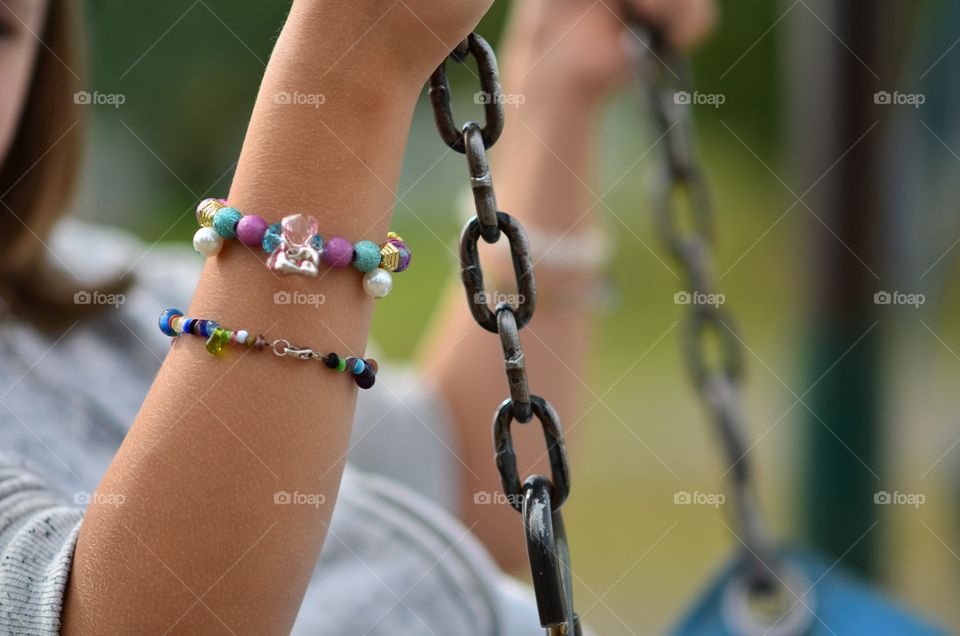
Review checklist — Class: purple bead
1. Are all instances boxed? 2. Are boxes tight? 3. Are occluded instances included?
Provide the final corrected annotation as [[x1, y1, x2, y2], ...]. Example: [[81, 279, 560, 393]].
[[389, 238, 412, 272], [236, 214, 269, 247], [322, 236, 354, 268], [355, 366, 376, 389]]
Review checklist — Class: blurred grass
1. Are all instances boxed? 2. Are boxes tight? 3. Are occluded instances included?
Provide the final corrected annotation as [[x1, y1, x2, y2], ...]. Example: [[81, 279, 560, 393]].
[[367, 102, 960, 633]]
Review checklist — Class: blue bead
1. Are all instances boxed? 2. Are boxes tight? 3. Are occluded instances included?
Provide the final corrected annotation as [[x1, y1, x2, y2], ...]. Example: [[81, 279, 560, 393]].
[[262, 222, 282, 253], [158, 313, 170, 336], [352, 240, 381, 273], [212, 208, 243, 239], [158, 308, 183, 337], [198, 320, 219, 338], [310, 234, 324, 251], [352, 358, 364, 374]]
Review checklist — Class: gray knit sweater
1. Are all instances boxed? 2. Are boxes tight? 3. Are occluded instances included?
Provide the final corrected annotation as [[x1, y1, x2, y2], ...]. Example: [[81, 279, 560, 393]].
[[0, 220, 540, 635]]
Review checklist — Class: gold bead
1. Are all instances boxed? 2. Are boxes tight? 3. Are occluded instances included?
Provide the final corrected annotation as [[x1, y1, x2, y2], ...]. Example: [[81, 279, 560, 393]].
[[379, 241, 401, 271], [196, 198, 226, 227]]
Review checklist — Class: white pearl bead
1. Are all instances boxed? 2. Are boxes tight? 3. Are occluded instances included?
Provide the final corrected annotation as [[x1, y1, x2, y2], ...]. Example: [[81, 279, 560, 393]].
[[235, 330, 249, 345], [362, 268, 393, 298], [193, 227, 223, 257]]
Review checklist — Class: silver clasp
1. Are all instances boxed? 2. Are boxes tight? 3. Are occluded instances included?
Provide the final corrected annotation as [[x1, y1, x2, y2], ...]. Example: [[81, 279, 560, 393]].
[[271, 338, 318, 360]]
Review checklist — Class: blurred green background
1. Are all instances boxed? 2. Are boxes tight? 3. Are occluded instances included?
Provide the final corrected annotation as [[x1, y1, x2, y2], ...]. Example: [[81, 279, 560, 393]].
[[76, 1, 960, 633]]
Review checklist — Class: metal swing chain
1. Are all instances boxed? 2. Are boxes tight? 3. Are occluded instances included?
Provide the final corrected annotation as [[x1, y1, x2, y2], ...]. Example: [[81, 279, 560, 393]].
[[428, 34, 581, 636], [625, 25, 781, 595]]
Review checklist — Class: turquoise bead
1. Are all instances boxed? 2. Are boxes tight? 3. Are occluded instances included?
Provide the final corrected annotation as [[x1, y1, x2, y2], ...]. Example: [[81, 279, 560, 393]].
[[262, 222, 282, 253], [352, 240, 381, 272], [213, 207, 243, 239]]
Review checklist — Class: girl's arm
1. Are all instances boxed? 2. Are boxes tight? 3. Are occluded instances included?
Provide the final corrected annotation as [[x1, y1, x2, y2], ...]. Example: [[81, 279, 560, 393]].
[[62, 1, 489, 633]]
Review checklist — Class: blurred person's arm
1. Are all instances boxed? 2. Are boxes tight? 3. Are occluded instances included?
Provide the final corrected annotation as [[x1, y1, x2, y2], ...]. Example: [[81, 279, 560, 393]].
[[61, 1, 490, 634], [422, 0, 715, 571]]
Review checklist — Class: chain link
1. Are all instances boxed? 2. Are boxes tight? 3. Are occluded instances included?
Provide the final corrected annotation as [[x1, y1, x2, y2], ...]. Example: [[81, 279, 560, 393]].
[[428, 33, 581, 636], [496, 307, 533, 423], [627, 23, 779, 594], [459, 212, 537, 333], [494, 396, 571, 512], [429, 33, 505, 153]]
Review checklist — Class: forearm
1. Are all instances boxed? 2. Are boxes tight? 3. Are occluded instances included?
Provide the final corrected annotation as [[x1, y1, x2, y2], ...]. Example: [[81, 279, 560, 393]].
[[494, 45, 602, 231], [423, 57, 606, 570], [63, 4, 425, 634]]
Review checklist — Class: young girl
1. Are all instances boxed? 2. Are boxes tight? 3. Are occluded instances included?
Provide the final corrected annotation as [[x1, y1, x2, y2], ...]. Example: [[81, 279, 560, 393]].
[[0, 0, 711, 633]]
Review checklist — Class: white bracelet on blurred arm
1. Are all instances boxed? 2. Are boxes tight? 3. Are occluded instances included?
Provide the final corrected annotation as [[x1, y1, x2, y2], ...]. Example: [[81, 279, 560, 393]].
[[457, 189, 612, 272]]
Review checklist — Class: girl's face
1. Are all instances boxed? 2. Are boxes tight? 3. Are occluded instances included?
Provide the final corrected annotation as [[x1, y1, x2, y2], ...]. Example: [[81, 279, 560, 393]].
[[0, 0, 48, 169]]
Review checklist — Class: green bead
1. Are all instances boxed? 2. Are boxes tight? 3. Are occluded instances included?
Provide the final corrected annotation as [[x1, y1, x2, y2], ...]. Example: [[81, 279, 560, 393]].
[[213, 207, 243, 239], [206, 328, 224, 354], [352, 240, 382, 273], [336, 358, 347, 372]]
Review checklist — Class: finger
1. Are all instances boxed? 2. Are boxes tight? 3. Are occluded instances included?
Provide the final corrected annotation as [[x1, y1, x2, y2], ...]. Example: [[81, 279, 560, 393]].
[[628, 0, 664, 25], [628, 0, 717, 50], [667, 0, 717, 50]]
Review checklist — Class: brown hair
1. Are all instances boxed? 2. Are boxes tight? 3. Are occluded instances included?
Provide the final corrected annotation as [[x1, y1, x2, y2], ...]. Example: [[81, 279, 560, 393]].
[[0, 0, 127, 328]]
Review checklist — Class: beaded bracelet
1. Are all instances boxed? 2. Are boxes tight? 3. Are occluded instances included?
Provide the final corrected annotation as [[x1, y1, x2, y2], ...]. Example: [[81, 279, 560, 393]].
[[159, 308, 378, 389], [192, 198, 411, 298]]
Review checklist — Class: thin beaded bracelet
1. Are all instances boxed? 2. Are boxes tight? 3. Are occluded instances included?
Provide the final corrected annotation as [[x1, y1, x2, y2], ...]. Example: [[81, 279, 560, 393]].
[[192, 198, 411, 299], [159, 308, 378, 389]]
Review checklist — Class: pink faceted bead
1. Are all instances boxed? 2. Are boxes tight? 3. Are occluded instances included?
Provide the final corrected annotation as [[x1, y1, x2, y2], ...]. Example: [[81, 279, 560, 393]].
[[281, 213, 319, 246], [322, 236, 353, 268], [236, 214, 269, 247]]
